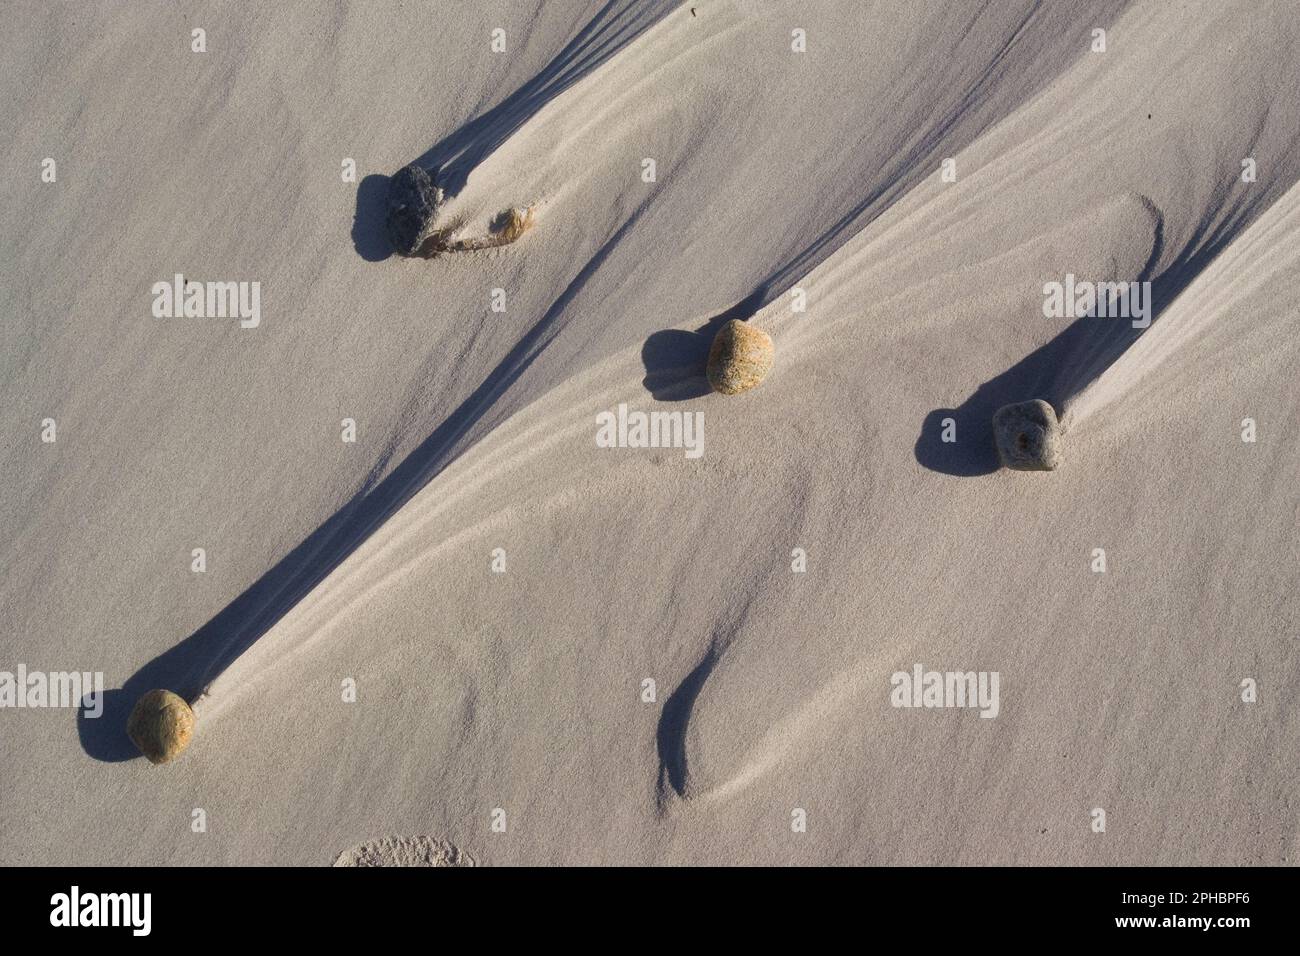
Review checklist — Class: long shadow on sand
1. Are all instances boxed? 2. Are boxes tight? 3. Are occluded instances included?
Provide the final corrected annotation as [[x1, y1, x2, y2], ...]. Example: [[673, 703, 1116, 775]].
[[85, 1, 679, 762], [95, 6, 1283, 759], [83, 190, 653, 766], [915, 191, 1274, 475], [351, 0, 676, 262], [914, 311, 1146, 477], [637, 10, 1143, 403]]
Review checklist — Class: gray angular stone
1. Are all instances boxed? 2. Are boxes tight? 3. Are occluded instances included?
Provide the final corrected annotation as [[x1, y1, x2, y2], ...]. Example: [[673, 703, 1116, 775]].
[[993, 399, 1062, 471], [385, 164, 444, 257]]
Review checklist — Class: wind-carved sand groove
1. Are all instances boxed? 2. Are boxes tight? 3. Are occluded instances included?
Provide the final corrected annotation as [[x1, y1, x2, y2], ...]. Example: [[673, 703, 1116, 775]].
[[196, 0, 1151, 717], [433, 2, 750, 232], [655, 205, 1296, 817], [646, 202, 1162, 810], [242, 0, 1286, 801], [652, 464, 820, 813], [213, 0, 1299, 825], [650, 188, 1282, 814], [204, 328, 819, 720], [1071, 177, 1300, 424], [199, 362, 641, 709], [3, 0, 1297, 867], [645, 0, 1300, 809], [675, 654, 896, 809]]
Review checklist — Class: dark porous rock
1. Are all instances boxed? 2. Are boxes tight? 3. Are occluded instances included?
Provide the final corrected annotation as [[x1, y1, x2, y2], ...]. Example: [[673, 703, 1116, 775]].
[[386, 164, 444, 257], [992, 399, 1062, 471]]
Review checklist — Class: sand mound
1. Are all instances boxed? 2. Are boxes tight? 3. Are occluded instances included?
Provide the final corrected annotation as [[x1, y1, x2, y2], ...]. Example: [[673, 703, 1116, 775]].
[[333, 836, 474, 868]]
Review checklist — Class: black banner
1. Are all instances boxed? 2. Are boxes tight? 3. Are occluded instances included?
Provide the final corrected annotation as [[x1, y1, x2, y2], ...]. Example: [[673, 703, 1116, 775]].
[[0, 866, 1282, 940]]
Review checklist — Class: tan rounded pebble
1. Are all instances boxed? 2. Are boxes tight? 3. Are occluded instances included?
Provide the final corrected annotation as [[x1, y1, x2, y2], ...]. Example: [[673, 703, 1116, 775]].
[[706, 319, 774, 395], [126, 689, 195, 764]]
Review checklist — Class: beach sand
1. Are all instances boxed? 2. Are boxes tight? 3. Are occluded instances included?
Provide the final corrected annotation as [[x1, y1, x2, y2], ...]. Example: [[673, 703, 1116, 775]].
[[1, 0, 1296, 865]]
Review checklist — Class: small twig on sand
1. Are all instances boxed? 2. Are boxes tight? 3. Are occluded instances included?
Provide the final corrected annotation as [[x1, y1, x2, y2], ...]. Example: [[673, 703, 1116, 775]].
[[448, 206, 537, 252]]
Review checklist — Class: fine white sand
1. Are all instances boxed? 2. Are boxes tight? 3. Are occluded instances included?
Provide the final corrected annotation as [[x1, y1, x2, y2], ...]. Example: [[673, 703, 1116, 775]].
[[1, 0, 1296, 865]]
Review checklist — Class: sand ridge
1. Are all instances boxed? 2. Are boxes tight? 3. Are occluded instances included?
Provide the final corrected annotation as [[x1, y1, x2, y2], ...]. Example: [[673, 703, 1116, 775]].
[[1, 0, 1295, 865]]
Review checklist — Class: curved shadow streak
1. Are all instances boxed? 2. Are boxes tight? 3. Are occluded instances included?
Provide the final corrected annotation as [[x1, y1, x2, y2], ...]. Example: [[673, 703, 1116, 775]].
[[351, 0, 677, 261], [655, 645, 719, 806]]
